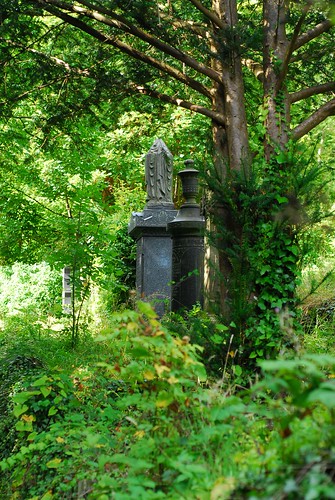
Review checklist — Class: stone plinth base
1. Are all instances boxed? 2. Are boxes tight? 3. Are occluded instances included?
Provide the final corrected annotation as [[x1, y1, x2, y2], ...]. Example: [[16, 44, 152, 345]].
[[128, 207, 177, 317]]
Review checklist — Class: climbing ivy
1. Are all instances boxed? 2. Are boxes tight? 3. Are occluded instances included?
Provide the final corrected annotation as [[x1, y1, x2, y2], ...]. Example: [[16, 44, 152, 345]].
[[206, 142, 333, 374]]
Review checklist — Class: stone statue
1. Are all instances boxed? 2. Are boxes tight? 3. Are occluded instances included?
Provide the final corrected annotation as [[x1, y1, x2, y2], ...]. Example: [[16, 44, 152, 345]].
[[145, 138, 173, 207]]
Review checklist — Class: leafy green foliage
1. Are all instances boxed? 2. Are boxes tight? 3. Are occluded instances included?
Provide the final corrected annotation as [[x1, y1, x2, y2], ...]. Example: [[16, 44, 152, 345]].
[[98, 223, 136, 309], [205, 139, 334, 371], [0, 262, 61, 317], [0, 354, 44, 463], [164, 306, 234, 377], [1, 306, 335, 499], [0, 0, 334, 360], [233, 354, 335, 499]]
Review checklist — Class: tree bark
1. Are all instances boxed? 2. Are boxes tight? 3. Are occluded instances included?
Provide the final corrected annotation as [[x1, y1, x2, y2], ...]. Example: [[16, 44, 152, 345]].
[[211, 0, 250, 174], [204, 0, 251, 315], [263, 0, 290, 159]]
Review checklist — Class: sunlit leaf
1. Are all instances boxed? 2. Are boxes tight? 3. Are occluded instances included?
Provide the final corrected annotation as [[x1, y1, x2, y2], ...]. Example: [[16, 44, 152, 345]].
[[46, 458, 62, 469], [154, 363, 171, 376], [137, 301, 158, 319]]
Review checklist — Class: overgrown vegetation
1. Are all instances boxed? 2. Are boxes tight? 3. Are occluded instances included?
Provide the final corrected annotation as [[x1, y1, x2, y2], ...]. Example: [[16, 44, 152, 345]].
[[1, 296, 335, 499], [202, 139, 335, 376], [0, 1, 334, 496]]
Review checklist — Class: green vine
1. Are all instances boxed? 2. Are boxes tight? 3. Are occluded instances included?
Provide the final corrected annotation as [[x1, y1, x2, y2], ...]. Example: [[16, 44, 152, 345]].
[[206, 146, 330, 372]]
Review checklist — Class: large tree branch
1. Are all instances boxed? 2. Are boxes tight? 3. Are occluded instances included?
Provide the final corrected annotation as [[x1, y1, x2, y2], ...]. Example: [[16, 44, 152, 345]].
[[276, 2, 311, 91], [289, 82, 335, 103], [131, 84, 225, 125], [76, 0, 211, 44], [160, 15, 208, 38], [294, 19, 333, 51], [242, 58, 263, 82], [187, 0, 225, 29], [292, 98, 335, 140], [79, 0, 207, 36], [37, 0, 222, 85], [37, 6, 213, 99]]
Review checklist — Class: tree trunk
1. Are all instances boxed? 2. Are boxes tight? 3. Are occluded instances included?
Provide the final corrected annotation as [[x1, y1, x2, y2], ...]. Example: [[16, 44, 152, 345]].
[[205, 0, 251, 316], [263, 0, 290, 158], [211, 0, 250, 175]]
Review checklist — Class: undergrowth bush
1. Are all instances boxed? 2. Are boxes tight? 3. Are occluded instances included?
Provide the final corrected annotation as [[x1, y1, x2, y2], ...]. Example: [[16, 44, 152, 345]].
[[164, 306, 235, 377], [0, 354, 44, 464], [1, 303, 335, 499]]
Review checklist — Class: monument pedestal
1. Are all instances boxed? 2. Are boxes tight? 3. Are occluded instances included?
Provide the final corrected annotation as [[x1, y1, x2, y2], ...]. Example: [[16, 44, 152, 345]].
[[129, 207, 177, 316]]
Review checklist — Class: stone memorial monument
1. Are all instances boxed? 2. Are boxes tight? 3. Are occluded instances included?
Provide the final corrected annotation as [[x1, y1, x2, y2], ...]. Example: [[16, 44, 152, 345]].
[[145, 139, 174, 207], [128, 139, 177, 316]]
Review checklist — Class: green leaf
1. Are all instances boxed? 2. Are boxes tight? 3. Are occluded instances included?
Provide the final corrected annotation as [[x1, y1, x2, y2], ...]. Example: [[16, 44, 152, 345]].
[[32, 375, 50, 387], [216, 323, 229, 331], [275, 194, 288, 204], [276, 152, 287, 164], [46, 458, 62, 469], [156, 391, 174, 408], [40, 386, 51, 398], [234, 365, 242, 376], [13, 391, 39, 405], [306, 387, 335, 407], [137, 301, 157, 318], [110, 454, 154, 470], [16, 419, 34, 432], [211, 334, 224, 344], [290, 245, 299, 256], [48, 406, 58, 416], [210, 402, 247, 421], [13, 404, 29, 418], [27, 432, 38, 441], [131, 347, 151, 358]]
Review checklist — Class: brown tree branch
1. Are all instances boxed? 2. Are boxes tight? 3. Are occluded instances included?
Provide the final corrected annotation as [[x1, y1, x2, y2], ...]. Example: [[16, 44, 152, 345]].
[[0, 77, 67, 105], [292, 98, 335, 140], [276, 2, 311, 91], [71, 0, 210, 41], [242, 58, 263, 82], [187, 0, 225, 29], [38, 0, 222, 85], [294, 19, 333, 51], [159, 15, 208, 38], [289, 82, 335, 103], [36, 5, 213, 98], [133, 84, 225, 125]]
